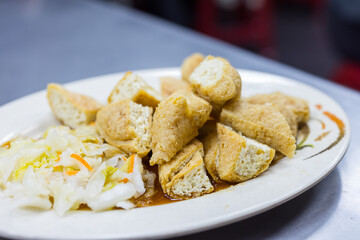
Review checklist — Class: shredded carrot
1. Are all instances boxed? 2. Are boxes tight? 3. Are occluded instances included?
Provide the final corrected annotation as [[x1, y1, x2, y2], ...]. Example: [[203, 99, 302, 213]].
[[119, 178, 129, 184], [65, 170, 79, 176], [71, 153, 93, 171], [89, 122, 96, 126], [56, 152, 62, 162], [53, 166, 62, 171], [128, 155, 135, 173], [315, 104, 322, 110], [122, 156, 127, 162]]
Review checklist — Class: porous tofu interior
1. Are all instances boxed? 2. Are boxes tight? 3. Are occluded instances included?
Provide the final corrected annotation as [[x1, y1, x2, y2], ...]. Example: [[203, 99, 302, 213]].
[[129, 101, 151, 147], [235, 136, 272, 177], [191, 58, 225, 86], [49, 89, 87, 128], [111, 74, 144, 102], [172, 161, 213, 197]]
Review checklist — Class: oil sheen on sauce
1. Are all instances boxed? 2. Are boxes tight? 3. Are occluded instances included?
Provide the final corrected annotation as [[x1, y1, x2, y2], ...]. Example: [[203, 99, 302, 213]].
[[133, 159, 235, 208]]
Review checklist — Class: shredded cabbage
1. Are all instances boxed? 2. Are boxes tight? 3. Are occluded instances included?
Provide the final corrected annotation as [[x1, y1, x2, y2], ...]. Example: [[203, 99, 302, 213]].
[[0, 125, 155, 215]]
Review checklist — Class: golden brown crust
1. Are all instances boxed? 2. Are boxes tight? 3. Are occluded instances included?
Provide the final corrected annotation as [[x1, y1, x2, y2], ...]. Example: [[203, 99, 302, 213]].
[[150, 95, 198, 165], [276, 105, 298, 137], [132, 89, 161, 108], [171, 90, 212, 129], [47, 83, 102, 128], [246, 91, 310, 124], [216, 124, 246, 182], [220, 98, 296, 158], [166, 151, 214, 199], [201, 127, 221, 182], [181, 53, 205, 81], [217, 123, 275, 183], [158, 139, 203, 191], [108, 71, 162, 107], [160, 77, 191, 97], [95, 99, 152, 157], [189, 56, 242, 106], [47, 83, 102, 113]]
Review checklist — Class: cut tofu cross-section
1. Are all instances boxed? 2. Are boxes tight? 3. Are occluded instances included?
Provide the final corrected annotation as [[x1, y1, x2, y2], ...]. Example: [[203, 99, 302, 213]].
[[108, 71, 162, 107], [216, 124, 275, 183], [200, 123, 275, 183], [96, 99, 153, 157], [170, 151, 214, 199], [150, 91, 211, 166], [47, 83, 103, 129], [158, 139, 214, 199], [220, 98, 296, 158]]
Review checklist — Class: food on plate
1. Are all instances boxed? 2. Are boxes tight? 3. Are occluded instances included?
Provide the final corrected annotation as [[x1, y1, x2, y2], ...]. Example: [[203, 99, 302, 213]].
[[0, 53, 312, 214], [246, 92, 310, 137], [199, 121, 221, 182], [171, 90, 212, 128], [166, 151, 213, 199], [160, 76, 190, 97], [150, 91, 211, 166], [220, 98, 296, 158], [188, 55, 242, 108], [108, 71, 162, 107], [0, 125, 155, 215], [181, 53, 205, 81], [158, 139, 213, 199], [216, 123, 275, 182], [96, 99, 153, 157], [47, 83, 102, 129], [201, 123, 275, 183], [246, 91, 310, 124]]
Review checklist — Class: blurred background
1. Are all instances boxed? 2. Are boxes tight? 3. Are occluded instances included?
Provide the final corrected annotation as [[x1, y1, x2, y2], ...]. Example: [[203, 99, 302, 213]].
[[104, 0, 360, 91]]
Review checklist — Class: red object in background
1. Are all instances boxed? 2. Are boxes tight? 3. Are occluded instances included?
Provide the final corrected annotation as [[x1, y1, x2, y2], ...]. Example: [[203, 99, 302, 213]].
[[333, 62, 360, 91], [195, 0, 275, 56]]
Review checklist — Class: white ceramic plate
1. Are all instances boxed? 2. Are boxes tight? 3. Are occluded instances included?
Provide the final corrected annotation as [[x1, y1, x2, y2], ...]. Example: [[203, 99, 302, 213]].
[[0, 68, 350, 239]]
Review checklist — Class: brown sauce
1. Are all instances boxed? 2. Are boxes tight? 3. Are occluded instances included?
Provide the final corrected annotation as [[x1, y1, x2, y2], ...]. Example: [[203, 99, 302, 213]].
[[133, 163, 179, 207], [314, 130, 330, 141], [132, 158, 235, 208]]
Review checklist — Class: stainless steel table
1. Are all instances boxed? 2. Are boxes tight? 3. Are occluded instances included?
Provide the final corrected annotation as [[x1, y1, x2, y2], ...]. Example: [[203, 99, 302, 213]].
[[1, 0, 359, 239]]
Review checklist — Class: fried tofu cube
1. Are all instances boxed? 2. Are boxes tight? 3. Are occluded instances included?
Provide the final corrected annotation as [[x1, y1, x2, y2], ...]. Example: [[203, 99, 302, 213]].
[[181, 53, 205, 81], [160, 77, 191, 97], [189, 55, 241, 106], [220, 98, 296, 158], [246, 91, 310, 124], [96, 99, 153, 157], [159, 140, 214, 199], [150, 91, 211, 165], [158, 139, 203, 189], [47, 83, 102, 129], [216, 123, 275, 183], [171, 90, 212, 128], [108, 72, 162, 107]]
